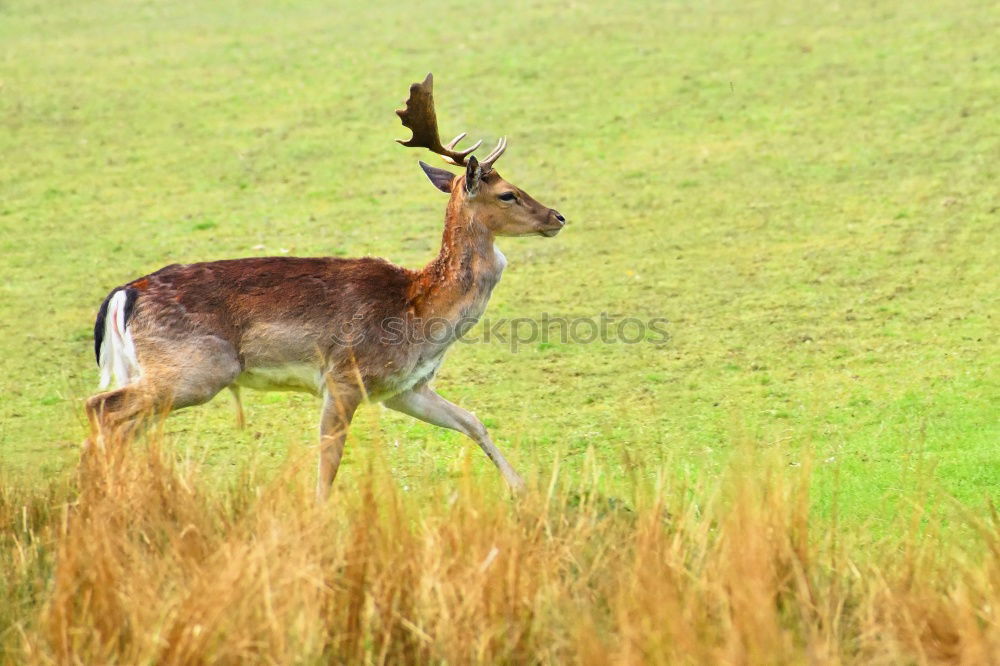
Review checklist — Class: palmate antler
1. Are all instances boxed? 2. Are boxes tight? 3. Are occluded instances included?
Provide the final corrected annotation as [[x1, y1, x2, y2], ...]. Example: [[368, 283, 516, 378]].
[[396, 73, 507, 172]]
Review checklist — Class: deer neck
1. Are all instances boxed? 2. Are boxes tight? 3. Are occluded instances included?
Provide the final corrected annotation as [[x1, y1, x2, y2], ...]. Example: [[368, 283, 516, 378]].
[[411, 200, 505, 321]]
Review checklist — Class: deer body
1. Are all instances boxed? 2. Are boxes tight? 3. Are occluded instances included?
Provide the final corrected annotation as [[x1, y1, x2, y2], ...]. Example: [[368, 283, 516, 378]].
[[86, 74, 564, 500]]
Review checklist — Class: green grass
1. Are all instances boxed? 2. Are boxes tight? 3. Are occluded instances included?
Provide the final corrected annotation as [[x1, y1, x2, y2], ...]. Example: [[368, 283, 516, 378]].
[[1, 0, 997, 527]]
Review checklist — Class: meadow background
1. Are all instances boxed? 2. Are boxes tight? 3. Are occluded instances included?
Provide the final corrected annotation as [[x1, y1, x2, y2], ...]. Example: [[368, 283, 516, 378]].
[[0, 0, 998, 661], [2, 0, 996, 520]]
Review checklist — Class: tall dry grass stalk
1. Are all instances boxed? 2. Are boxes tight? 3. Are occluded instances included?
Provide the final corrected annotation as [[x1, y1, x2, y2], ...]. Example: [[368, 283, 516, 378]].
[[1, 430, 997, 664]]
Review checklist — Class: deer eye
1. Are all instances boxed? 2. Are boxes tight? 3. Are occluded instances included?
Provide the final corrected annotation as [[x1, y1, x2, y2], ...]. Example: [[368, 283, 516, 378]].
[[498, 191, 517, 203]]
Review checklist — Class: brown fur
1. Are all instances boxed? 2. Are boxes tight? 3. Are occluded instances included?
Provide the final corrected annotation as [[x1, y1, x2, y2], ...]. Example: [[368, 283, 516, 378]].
[[86, 161, 564, 498]]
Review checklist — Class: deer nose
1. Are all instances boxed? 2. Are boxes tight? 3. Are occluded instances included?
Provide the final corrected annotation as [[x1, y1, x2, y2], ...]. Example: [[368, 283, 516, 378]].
[[552, 210, 565, 224]]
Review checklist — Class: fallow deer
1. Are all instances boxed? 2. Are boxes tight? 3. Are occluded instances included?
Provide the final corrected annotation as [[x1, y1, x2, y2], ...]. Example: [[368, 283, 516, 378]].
[[86, 73, 565, 500]]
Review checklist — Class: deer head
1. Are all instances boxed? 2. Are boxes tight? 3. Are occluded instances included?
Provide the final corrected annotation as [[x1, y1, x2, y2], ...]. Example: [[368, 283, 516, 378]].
[[396, 74, 566, 238]]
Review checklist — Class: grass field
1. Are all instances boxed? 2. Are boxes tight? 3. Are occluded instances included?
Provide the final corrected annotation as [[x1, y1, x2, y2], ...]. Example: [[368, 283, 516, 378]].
[[3, 439, 998, 663], [1, 0, 998, 660]]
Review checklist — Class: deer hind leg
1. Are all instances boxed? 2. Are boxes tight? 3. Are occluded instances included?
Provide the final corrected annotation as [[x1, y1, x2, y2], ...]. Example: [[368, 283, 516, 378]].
[[84, 382, 161, 447], [86, 338, 242, 446], [229, 385, 246, 430], [383, 383, 526, 493]]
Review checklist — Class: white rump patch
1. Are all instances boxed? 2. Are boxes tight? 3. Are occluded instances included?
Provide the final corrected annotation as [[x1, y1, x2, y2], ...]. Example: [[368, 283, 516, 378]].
[[98, 289, 141, 389]]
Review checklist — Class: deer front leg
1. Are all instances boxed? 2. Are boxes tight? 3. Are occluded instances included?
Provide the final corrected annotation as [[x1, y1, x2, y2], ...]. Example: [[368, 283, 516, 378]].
[[316, 388, 360, 502], [383, 384, 525, 493]]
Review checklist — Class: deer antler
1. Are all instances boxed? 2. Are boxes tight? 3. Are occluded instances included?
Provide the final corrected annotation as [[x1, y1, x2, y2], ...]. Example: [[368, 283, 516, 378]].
[[396, 73, 506, 171], [478, 135, 507, 173]]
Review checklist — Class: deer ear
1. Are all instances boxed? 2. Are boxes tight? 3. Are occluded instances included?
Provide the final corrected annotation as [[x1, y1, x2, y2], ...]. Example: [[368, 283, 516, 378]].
[[464, 155, 483, 195], [419, 161, 456, 194]]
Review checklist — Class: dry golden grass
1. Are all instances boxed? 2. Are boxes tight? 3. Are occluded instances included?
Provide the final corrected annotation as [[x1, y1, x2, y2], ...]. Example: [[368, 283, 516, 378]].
[[1, 431, 997, 664]]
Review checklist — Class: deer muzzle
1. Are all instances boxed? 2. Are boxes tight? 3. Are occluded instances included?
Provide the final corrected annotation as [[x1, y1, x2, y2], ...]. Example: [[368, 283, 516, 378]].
[[539, 209, 566, 237]]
